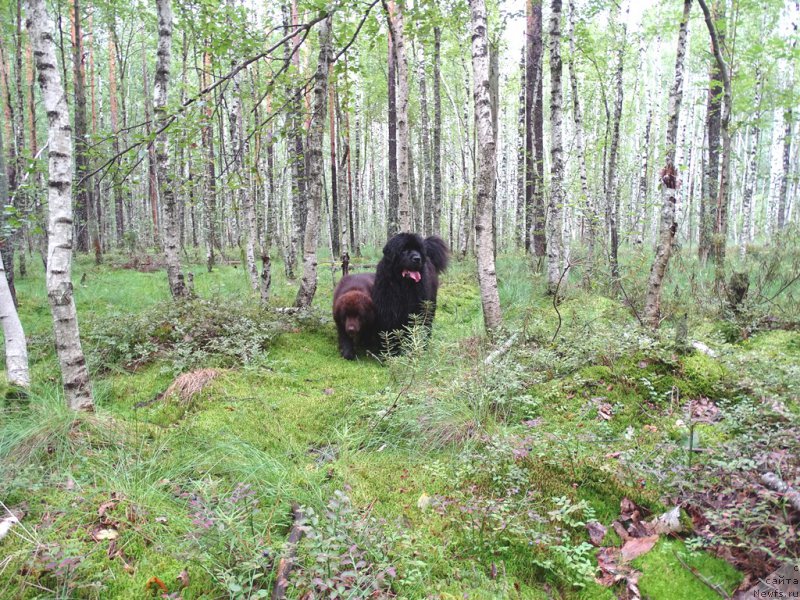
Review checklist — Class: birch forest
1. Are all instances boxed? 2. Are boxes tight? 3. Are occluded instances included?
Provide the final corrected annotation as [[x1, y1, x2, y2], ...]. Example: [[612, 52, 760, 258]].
[[1, 0, 799, 597]]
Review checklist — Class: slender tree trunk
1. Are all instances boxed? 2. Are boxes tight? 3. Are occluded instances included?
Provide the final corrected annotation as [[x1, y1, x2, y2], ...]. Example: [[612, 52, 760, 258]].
[[777, 109, 792, 230], [432, 26, 443, 237], [386, 9, 398, 236], [643, 0, 692, 328], [28, 0, 94, 410], [386, 0, 411, 232], [153, 0, 187, 299], [526, 0, 546, 256], [261, 95, 276, 303], [606, 5, 626, 282], [699, 2, 723, 263], [142, 46, 160, 250], [202, 49, 216, 271], [697, 0, 732, 281], [107, 36, 125, 245], [295, 16, 332, 308], [418, 44, 433, 237], [740, 77, 761, 257], [0, 119, 28, 388], [567, 0, 594, 285], [515, 46, 526, 249], [547, 0, 565, 293], [469, 0, 502, 331], [328, 76, 341, 258]]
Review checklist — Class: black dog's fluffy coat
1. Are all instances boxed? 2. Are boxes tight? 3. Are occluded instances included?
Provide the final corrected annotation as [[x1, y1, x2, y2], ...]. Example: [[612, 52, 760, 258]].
[[372, 233, 449, 346]]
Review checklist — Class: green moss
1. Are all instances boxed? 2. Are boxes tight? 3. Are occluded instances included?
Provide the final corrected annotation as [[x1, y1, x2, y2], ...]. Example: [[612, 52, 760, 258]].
[[634, 539, 742, 599], [682, 352, 726, 398]]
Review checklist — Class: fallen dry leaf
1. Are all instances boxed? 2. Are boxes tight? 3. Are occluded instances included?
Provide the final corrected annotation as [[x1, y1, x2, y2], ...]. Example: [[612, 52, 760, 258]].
[[145, 576, 169, 594], [98, 500, 117, 518], [323, 388, 334, 396], [620, 534, 659, 562], [586, 521, 607, 546], [648, 506, 682, 535]]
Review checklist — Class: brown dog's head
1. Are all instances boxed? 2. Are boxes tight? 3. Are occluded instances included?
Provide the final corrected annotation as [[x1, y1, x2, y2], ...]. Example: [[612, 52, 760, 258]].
[[335, 290, 375, 339]]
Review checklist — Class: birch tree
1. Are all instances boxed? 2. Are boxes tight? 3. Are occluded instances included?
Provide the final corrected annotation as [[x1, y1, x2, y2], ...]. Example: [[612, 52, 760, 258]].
[[432, 26, 443, 237], [547, 0, 565, 294], [385, 0, 411, 232], [0, 117, 28, 388], [697, 0, 732, 279], [643, 0, 692, 328], [27, 0, 94, 410], [469, 0, 502, 332], [295, 15, 332, 308], [567, 0, 594, 284], [153, 0, 188, 299]]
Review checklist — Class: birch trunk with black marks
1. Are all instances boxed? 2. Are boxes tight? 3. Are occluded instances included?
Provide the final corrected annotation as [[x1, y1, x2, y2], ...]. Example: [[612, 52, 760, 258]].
[[526, 0, 546, 257], [515, 46, 526, 248], [643, 0, 692, 328], [153, 0, 187, 299], [699, 1, 722, 263], [202, 50, 216, 272], [547, 0, 565, 294], [777, 109, 792, 230], [108, 36, 125, 245], [0, 121, 28, 388], [295, 16, 331, 308], [386, 1, 411, 232], [697, 0, 732, 280], [386, 14, 398, 237], [567, 0, 593, 284], [432, 26, 443, 236], [328, 78, 341, 258], [27, 0, 94, 410], [469, 0, 502, 332], [740, 76, 761, 257], [606, 5, 626, 282], [418, 45, 433, 237]]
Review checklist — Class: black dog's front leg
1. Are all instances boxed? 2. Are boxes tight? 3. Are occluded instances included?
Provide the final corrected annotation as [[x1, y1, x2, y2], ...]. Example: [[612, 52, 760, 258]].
[[337, 325, 356, 360]]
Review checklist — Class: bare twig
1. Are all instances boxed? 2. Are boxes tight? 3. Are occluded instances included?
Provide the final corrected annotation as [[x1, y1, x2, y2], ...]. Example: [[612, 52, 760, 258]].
[[672, 551, 729, 598], [550, 259, 573, 344], [271, 504, 305, 600]]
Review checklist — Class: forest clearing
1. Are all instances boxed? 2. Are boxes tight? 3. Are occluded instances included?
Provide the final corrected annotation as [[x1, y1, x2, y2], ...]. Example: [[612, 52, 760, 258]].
[[0, 0, 799, 597]]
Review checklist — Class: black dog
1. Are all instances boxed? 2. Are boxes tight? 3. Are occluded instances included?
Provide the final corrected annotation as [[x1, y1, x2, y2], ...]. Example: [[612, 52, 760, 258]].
[[372, 233, 449, 348]]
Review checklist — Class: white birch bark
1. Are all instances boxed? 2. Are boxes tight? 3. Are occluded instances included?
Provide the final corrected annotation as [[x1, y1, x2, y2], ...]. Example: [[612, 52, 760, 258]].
[[469, 0, 502, 332], [387, 1, 411, 231], [547, 0, 565, 294], [0, 122, 29, 388], [294, 16, 331, 308], [154, 0, 187, 299], [567, 0, 594, 284], [740, 78, 762, 257], [27, 0, 94, 410], [643, 0, 692, 328]]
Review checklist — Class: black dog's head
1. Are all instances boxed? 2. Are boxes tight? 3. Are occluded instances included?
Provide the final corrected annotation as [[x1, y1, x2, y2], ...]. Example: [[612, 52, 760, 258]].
[[382, 233, 426, 283]]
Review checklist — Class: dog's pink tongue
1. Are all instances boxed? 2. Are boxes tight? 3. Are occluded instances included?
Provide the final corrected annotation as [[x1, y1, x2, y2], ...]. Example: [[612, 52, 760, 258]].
[[402, 269, 422, 283]]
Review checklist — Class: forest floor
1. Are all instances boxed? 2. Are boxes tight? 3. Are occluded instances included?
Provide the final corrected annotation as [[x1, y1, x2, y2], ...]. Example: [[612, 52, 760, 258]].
[[1, 248, 798, 599]]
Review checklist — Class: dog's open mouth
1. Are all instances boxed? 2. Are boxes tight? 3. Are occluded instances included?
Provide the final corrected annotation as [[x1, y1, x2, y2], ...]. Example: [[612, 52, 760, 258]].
[[401, 269, 422, 283]]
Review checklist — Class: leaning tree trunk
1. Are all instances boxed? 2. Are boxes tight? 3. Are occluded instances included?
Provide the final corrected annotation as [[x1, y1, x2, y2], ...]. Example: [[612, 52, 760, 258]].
[[0, 121, 29, 388], [386, 0, 411, 232], [643, 0, 692, 328], [546, 0, 565, 294], [294, 16, 332, 308], [153, 0, 188, 299], [469, 0, 502, 332], [27, 0, 94, 410], [567, 0, 594, 285]]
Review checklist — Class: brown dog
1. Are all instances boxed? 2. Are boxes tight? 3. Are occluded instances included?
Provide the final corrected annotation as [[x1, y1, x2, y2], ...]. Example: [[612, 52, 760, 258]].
[[333, 273, 376, 360]]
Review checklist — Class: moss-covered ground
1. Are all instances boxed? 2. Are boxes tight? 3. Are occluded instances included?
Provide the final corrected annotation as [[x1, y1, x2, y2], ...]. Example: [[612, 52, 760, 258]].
[[2, 249, 796, 599]]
